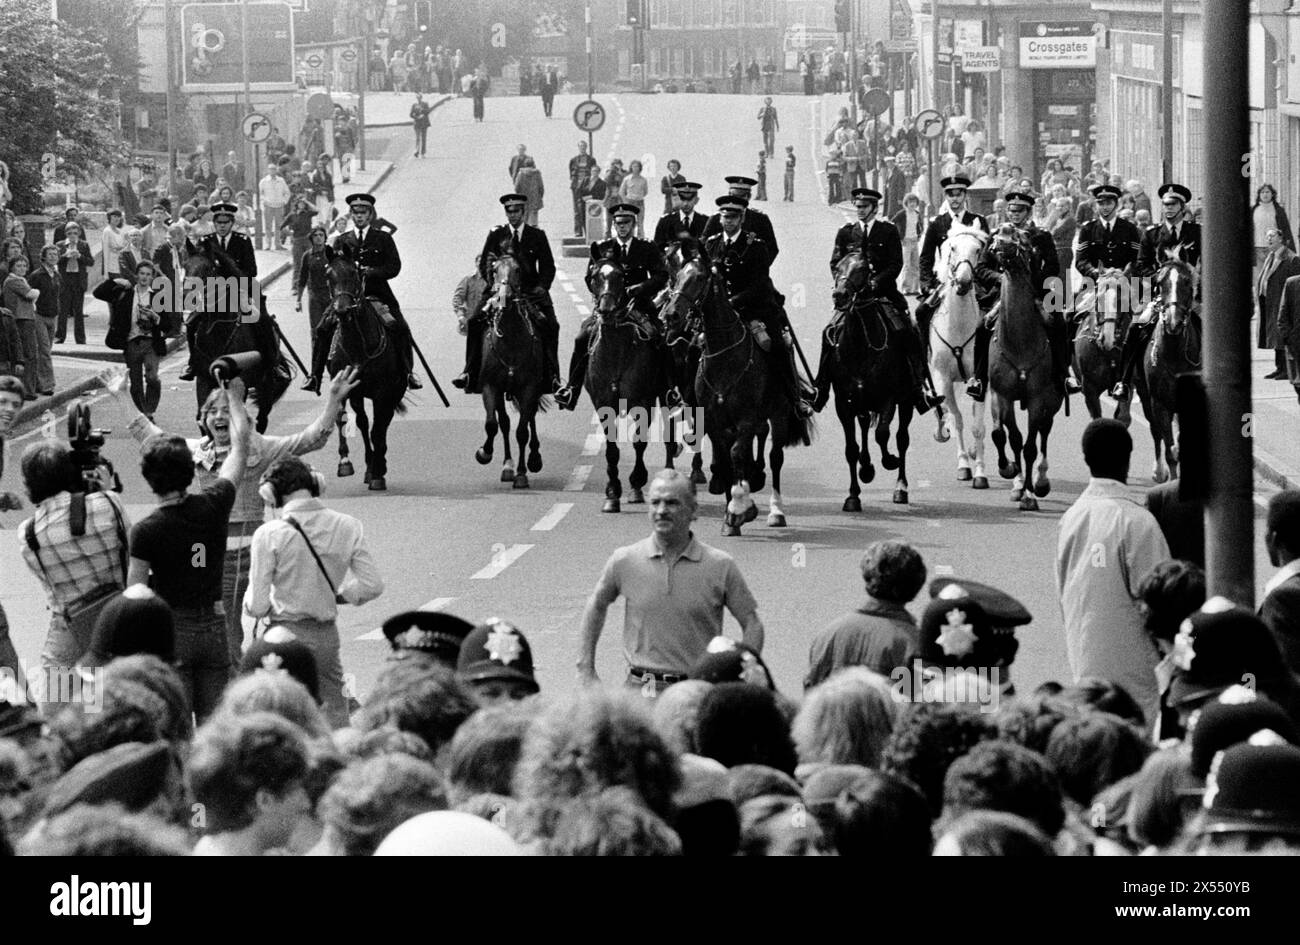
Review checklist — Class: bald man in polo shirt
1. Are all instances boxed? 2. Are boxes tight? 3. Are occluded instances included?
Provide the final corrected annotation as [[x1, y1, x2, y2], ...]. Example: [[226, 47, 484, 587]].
[[578, 469, 764, 695]]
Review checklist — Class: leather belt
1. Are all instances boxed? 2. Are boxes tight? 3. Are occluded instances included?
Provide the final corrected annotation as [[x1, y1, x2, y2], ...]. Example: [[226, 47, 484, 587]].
[[628, 666, 689, 684]]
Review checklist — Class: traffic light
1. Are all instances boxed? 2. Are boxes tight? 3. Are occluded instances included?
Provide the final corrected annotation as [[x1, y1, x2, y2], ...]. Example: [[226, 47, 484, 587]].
[[835, 0, 850, 33], [416, 1, 431, 33], [627, 0, 641, 27]]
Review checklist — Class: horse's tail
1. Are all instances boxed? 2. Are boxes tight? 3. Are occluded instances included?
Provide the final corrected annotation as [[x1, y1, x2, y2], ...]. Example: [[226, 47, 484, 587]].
[[776, 402, 815, 448]]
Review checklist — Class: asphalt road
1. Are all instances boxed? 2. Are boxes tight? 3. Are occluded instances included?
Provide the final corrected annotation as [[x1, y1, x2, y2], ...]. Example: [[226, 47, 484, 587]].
[[0, 92, 1277, 701]]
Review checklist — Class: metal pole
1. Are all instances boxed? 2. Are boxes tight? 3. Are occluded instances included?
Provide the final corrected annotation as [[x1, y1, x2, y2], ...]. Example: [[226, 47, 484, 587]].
[[931, 0, 940, 113], [1161, 0, 1173, 183], [586, 0, 594, 97], [1202, 0, 1253, 607], [928, 137, 936, 216], [359, 11, 369, 171], [847, 7, 857, 125], [164, 0, 176, 202], [985, 0, 997, 148], [242, 0, 261, 248]]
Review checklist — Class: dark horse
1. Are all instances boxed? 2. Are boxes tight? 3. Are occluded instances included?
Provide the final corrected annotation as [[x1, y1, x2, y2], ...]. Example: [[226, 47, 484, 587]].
[[986, 227, 1064, 512], [1074, 268, 1149, 427], [187, 244, 288, 433], [475, 254, 546, 489], [585, 257, 669, 512], [825, 250, 916, 510], [322, 248, 408, 491], [1143, 259, 1200, 483], [662, 242, 813, 535], [660, 241, 708, 487]]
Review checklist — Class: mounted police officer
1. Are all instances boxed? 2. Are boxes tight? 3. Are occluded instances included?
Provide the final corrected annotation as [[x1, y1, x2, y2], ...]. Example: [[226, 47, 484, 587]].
[[702, 175, 780, 259], [454, 192, 562, 395], [1073, 182, 1142, 365], [555, 203, 670, 410], [304, 192, 421, 393], [652, 180, 708, 250], [180, 201, 277, 382], [1111, 182, 1202, 399], [812, 187, 944, 413], [975, 190, 1075, 399], [914, 174, 990, 399], [705, 193, 812, 416]]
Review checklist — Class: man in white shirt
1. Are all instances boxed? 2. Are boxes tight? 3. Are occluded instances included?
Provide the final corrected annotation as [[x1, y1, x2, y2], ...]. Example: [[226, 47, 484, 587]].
[[244, 456, 383, 726], [258, 165, 291, 251], [100, 208, 128, 279]]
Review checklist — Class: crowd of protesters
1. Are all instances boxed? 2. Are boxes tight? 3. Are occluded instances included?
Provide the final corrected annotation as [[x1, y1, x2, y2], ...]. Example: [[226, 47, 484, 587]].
[[1, 365, 1299, 855]]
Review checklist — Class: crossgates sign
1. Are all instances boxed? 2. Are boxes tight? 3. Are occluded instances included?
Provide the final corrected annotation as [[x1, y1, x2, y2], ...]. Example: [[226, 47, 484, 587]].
[[1018, 21, 1098, 70], [181, 2, 296, 92]]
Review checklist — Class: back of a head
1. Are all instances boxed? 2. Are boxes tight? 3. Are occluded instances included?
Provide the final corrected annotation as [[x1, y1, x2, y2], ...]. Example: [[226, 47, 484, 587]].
[[1137, 560, 1206, 646], [1081, 418, 1132, 480], [994, 692, 1082, 756], [358, 659, 478, 757], [793, 667, 897, 770], [882, 702, 996, 818], [830, 770, 933, 856], [737, 795, 831, 856], [22, 804, 192, 856], [446, 704, 532, 804], [1045, 712, 1152, 807], [101, 655, 193, 743], [860, 540, 926, 604], [934, 810, 1056, 856], [696, 682, 797, 775], [215, 671, 330, 739], [541, 787, 683, 856], [140, 434, 196, 496], [1267, 490, 1300, 553], [941, 740, 1065, 838], [20, 440, 78, 504], [187, 712, 310, 834], [651, 679, 712, 756], [1060, 678, 1147, 730], [318, 753, 448, 856], [86, 588, 175, 666]]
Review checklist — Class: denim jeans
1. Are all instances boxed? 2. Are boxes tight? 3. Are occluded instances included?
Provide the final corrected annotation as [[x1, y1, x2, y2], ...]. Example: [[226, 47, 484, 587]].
[[125, 336, 161, 415], [222, 535, 255, 666], [272, 617, 347, 728], [174, 611, 232, 723]]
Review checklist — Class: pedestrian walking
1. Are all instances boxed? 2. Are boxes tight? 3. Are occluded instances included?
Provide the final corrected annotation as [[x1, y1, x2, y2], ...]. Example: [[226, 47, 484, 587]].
[[1057, 419, 1170, 725], [333, 115, 356, 184], [757, 97, 778, 158], [541, 67, 558, 118], [280, 195, 317, 291], [470, 71, 488, 122], [513, 157, 545, 227], [891, 193, 925, 295], [410, 93, 432, 158], [746, 58, 761, 94], [258, 165, 291, 250], [826, 149, 844, 205], [783, 146, 795, 202], [1257, 228, 1300, 380], [295, 225, 332, 343], [578, 470, 764, 696], [754, 152, 768, 202], [308, 154, 335, 225], [244, 456, 384, 727]]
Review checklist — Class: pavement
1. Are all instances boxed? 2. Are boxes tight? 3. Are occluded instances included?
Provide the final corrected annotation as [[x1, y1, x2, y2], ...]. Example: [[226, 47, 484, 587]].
[[0, 92, 1285, 705], [331, 90, 452, 129]]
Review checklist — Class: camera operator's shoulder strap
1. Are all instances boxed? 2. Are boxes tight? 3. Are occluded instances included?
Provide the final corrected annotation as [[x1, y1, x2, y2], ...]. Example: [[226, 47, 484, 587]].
[[26, 492, 129, 583]]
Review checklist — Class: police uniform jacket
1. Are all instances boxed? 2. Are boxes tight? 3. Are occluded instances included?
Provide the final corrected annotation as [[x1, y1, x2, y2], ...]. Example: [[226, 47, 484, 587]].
[[478, 223, 556, 296], [585, 236, 668, 314], [703, 206, 780, 260], [1136, 219, 1202, 277], [704, 230, 775, 318], [196, 231, 258, 280], [830, 217, 907, 315], [1074, 215, 1142, 282], [982, 223, 1061, 299], [652, 208, 708, 250], [919, 208, 989, 293], [333, 224, 403, 314]]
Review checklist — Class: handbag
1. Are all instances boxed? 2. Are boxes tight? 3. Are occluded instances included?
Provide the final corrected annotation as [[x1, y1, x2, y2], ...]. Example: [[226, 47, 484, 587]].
[[25, 493, 129, 656]]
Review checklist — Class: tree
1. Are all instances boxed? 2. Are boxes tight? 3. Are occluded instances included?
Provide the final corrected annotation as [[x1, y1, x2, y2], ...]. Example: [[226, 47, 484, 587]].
[[0, 0, 128, 213]]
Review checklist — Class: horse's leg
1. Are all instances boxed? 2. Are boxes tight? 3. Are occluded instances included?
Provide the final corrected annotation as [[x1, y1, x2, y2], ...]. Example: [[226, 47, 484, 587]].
[[723, 433, 755, 536], [878, 401, 900, 472], [839, 399, 862, 512], [628, 438, 649, 504], [707, 431, 730, 495], [527, 416, 542, 473], [336, 405, 354, 477], [602, 437, 622, 513], [767, 439, 786, 526], [946, 376, 971, 481], [498, 400, 515, 484], [989, 394, 1016, 481], [353, 395, 374, 485], [970, 389, 988, 489], [367, 395, 395, 491], [931, 359, 951, 444], [476, 387, 498, 465], [1031, 411, 1053, 500], [858, 412, 875, 484], [750, 422, 768, 495], [512, 398, 533, 489], [892, 402, 912, 504]]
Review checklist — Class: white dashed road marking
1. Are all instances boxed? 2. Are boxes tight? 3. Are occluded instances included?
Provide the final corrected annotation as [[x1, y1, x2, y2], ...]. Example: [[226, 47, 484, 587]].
[[565, 465, 593, 491], [583, 432, 604, 455], [471, 543, 534, 579], [530, 503, 574, 531]]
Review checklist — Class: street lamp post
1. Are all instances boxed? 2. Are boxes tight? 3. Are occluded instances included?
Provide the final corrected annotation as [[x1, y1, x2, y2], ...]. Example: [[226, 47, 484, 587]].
[[242, 0, 262, 248]]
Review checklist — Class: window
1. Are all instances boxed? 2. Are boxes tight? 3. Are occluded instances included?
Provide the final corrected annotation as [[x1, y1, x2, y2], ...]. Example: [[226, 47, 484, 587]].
[[618, 48, 631, 79], [704, 46, 715, 75], [650, 46, 662, 76], [670, 46, 684, 75], [723, 0, 737, 27]]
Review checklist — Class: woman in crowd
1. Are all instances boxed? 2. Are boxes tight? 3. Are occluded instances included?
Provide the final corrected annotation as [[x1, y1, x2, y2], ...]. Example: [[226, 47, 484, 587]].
[[3, 255, 48, 394], [618, 160, 649, 237], [1252, 183, 1295, 270], [233, 191, 256, 236], [28, 245, 61, 393]]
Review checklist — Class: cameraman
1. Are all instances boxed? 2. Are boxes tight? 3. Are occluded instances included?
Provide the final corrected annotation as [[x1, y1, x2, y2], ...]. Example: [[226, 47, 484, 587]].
[[0, 375, 25, 689], [107, 363, 360, 667], [126, 376, 251, 722], [244, 456, 384, 727], [16, 432, 130, 675]]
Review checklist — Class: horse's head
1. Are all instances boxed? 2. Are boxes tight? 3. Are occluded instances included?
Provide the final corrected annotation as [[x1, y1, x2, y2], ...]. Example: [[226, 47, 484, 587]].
[[989, 224, 1032, 275], [661, 254, 711, 337], [1157, 259, 1196, 334], [324, 244, 363, 312], [487, 252, 522, 310], [940, 224, 987, 296], [1094, 269, 1129, 351], [832, 250, 871, 309], [590, 257, 627, 317]]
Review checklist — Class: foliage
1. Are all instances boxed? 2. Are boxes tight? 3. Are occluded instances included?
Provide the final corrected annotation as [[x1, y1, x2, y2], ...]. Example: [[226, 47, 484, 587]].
[[0, 0, 129, 213]]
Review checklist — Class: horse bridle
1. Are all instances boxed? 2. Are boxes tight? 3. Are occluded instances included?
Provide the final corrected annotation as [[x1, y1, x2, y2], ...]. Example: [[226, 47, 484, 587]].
[[943, 230, 985, 293], [832, 251, 888, 353], [328, 258, 388, 363]]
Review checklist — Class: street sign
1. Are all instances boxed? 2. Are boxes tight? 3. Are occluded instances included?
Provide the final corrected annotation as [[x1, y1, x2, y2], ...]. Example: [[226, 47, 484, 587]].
[[242, 111, 272, 143], [305, 52, 324, 69], [862, 88, 891, 118], [341, 47, 357, 63], [180, 2, 295, 92], [959, 46, 1001, 73], [306, 92, 334, 120], [573, 99, 606, 133], [915, 108, 945, 140], [883, 39, 918, 54]]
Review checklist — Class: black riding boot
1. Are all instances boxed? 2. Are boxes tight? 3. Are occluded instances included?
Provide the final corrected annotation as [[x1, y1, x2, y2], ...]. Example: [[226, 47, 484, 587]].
[[966, 326, 991, 402], [556, 323, 592, 411], [914, 293, 936, 360], [1112, 323, 1151, 398], [453, 323, 484, 392], [903, 326, 942, 414], [542, 316, 562, 392], [1047, 313, 1072, 396], [180, 322, 199, 381], [812, 327, 835, 412], [303, 321, 334, 393]]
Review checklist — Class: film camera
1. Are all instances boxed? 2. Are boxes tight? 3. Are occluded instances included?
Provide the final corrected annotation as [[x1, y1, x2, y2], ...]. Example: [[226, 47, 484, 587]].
[[68, 402, 121, 493]]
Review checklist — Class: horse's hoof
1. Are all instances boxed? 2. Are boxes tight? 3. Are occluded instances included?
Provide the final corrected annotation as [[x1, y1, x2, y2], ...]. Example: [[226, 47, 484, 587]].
[[690, 468, 708, 486], [708, 474, 727, 495], [1010, 488, 1023, 502], [337, 460, 355, 478], [500, 466, 515, 483], [842, 496, 862, 513], [893, 489, 908, 505], [363, 470, 372, 485], [881, 454, 899, 472], [1152, 466, 1168, 484], [1033, 477, 1051, 498], [957, 467, 973, 482], [475, 448, 492, 466], [513, 474, 530, 490], [602, 498, 621, 513], [527, 452, 543, 474], [628, 487, 644, 504], [934, 428, 951, 444], [767, 512, 786, 527], [368, 477, 387, 492], [998, 462, 1020, 480], [972, 476, 989, 490], [859, 464, 875, 484], [742, 502, 758, 525], [1020, 495, 1039, 512]]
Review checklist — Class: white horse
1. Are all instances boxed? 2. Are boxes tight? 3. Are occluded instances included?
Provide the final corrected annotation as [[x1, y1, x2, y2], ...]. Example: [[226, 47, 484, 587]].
[[928, 222, 990, 488]]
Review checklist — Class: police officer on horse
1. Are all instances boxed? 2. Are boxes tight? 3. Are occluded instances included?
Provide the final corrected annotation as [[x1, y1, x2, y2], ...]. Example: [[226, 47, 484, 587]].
[[914, 174, 990, 399], [1111, 183, 1202, 399], [304, 192, 422, 392], [652, 180, 708, 251], [1073, 182, 1143, 347], [555, 202, 671, 410], [454, 192, 562, 395], [812, 186, 944, 413], [702, 175, 780, 259], [975, 190, 1078, 399], [705, 193, 813, 416]]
